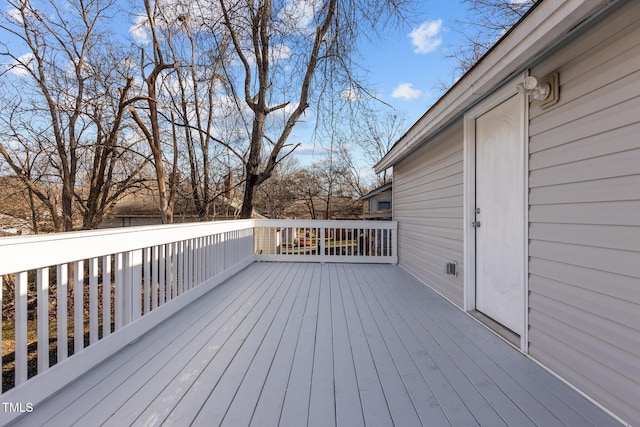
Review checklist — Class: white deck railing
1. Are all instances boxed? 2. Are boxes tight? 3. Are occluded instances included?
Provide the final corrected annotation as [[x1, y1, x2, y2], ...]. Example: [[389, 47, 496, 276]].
[[254, 219, 397, 264], [0, 219, 395, 422]]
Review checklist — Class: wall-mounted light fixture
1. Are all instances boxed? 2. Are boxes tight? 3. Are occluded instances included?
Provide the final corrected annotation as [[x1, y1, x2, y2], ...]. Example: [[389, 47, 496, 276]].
[[516, 72, 559, 109], [517, 76, 550, 100]]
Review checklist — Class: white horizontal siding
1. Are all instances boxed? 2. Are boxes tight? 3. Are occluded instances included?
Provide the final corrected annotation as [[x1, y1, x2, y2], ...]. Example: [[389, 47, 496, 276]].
[[528, 2, 640, 425], [393, 124, 464, 306]]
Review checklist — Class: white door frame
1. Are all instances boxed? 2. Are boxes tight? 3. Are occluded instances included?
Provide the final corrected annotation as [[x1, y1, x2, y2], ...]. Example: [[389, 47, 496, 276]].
[[463, 73, 529, 352]]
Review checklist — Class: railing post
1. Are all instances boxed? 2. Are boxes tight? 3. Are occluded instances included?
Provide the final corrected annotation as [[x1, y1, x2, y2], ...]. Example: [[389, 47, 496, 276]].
[[392, 223, 398, 264]]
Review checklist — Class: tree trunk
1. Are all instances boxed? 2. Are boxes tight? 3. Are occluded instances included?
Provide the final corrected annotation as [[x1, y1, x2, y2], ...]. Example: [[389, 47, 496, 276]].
[[239, 173, 257, 219]]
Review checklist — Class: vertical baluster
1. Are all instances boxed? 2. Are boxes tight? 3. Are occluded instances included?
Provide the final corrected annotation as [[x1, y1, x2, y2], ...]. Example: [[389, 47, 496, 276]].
[[196, 238, 200, 278], [201, 237, 207, 280], [172, 242, 178, 299], [332, 227, 335, 256], [369, 229, 374, 256], [15, 271, 28, 385], [114, 253, 124, 330], [57, 264, 68, 361], [164, 243, 174, 300], [351, 227, 356, 256], [102, 256, 111, 337], [189, 239, 198, 289], [191, 239, 195, 289], [217, 234, 222, 271], [144, 247, 151, 314], [184, 240, 188, 291], [181, 241, 186, 295], [0, 274, 2, 377], [333, 227, 337, 256], [193, 239, 198, 288], [74, 260, 84, 353], [385, 229, 389, 256], [196, 238, 201, 286], [212, 234, 218, 276], [207, 234, 216, 279], [122, 252, 131, 325], [89, 258, 98, 345], [381, 229, 385, 256], [37, 267, 49, 373], [131, 250, 142, 321], [152, 246, 159, 310], [203, 236, 207, 282], [160, 244, 167, 305], [179, 241, 185, 294], [199, 237, 204, 284]]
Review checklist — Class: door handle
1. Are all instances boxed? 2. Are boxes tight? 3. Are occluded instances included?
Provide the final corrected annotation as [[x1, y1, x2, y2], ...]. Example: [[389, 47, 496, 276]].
[[471, 221, 481, 228]]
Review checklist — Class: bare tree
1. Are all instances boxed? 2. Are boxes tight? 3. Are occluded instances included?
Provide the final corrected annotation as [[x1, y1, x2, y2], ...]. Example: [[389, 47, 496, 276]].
[[254, 157, 300, 218], [355, 110, 406, 185], [127, 0, 180, 224], [448, 0, 537, 76], [215, 0, 409, 218], [160, 4, 237, 220], [0, 0, 145, 231]]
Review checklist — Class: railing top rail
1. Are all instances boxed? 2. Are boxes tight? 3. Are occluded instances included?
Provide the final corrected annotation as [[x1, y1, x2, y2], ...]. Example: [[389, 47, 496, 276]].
[[0, 219, 255, 276], [0, 219, 398, 275], [254, 219, 397, 229]]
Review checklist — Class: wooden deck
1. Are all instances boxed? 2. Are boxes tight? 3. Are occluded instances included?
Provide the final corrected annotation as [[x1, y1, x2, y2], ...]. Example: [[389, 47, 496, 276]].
[[9, 263, 620, 426]]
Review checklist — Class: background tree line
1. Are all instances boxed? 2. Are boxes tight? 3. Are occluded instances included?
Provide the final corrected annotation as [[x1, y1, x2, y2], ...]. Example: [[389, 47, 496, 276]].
[[0, 0, 532, 233]]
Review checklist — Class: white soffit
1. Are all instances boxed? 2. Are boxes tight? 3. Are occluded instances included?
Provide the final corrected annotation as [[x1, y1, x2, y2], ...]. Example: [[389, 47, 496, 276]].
[[375, 0, 617, 173]]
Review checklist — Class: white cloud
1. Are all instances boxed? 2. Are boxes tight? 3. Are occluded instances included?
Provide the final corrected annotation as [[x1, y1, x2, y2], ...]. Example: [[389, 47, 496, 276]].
[[340, 86, 364, 102], [5, 53, 35, 77], [392, 83, 422, 100], [271, 44, 292, 62], [278, 0, 319, 32], [409, 19, 442, 54], [295, 142, 321, 155], [8, 8, 23, 24], [130, 14, 150, 44]]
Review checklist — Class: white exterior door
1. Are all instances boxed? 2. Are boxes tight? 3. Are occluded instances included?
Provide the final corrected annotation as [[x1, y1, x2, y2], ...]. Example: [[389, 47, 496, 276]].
[[474, 94, 525, 335]]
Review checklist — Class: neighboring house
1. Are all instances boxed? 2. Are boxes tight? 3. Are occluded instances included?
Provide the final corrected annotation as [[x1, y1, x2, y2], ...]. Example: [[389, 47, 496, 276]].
[[0, 213, 32, 236], [375, 0, 639, 425], [284, 196, 361, 220], [359, 182, 392, 220], [101, 190, 264, 228]]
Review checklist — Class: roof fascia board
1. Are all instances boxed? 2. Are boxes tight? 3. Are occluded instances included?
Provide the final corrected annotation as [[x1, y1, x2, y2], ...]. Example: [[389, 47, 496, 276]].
[[375, 0, 615, 173], [360, 182, 393, 200]]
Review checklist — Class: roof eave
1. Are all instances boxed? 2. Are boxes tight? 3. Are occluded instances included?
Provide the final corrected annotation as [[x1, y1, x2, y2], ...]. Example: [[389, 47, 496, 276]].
[[375, 0, 617, 173]]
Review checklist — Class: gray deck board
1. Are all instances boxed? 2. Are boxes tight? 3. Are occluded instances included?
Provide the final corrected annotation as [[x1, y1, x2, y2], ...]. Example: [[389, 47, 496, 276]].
[[247, 263, 313, 427], [307, 263, 336, 427], [330, 264, 365, 427], [9, 262, 622, 427], [277, 264, 321, 427], [348, 265, 424, 426], [337, 265, 393, 427]]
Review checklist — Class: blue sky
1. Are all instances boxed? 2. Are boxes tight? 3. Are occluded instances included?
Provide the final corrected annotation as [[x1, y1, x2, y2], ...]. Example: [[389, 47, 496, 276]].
[[358, 1, 470, 124], [292, 1, 471, 165], [1, 0, 473, 174]]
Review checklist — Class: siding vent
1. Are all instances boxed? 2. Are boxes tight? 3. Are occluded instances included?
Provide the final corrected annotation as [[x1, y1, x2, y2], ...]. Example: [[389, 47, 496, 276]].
[[446, 262, 458, 277]]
